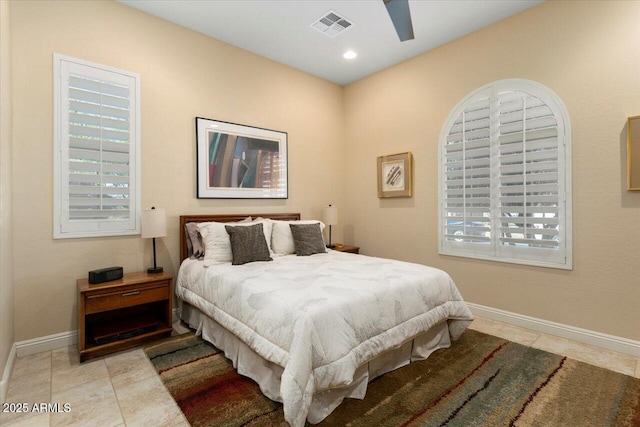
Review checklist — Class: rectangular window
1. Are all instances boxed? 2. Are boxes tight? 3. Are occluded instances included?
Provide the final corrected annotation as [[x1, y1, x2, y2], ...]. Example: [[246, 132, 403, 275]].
[[54, 54, 140, 238]]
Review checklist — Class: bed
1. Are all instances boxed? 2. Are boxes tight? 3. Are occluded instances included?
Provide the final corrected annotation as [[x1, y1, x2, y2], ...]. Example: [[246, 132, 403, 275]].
[[176, 213, 473, 427]]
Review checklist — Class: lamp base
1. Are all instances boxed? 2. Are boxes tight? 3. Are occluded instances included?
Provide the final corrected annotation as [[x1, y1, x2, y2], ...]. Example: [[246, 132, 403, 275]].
[[326, 244, 335, 249], [147, 266, 163, 274]]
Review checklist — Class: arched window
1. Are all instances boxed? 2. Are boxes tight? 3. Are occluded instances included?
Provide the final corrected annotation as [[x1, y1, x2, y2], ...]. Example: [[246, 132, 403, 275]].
[[439, 79, 572, 269]]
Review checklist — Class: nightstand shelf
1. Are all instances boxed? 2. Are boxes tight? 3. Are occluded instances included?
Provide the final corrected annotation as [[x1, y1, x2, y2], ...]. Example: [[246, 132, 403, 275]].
[[331, 243, 360, 254], [77, 271, 173, 362]]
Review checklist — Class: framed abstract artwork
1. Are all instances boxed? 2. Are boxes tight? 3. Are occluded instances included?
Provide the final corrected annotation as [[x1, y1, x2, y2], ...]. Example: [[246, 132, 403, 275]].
[[377, 152, 413, 198], [196, 117, 288, 198]]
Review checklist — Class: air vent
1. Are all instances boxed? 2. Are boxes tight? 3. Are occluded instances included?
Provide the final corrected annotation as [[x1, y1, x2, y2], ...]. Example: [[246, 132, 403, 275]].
[[310, 10, 353, 38]]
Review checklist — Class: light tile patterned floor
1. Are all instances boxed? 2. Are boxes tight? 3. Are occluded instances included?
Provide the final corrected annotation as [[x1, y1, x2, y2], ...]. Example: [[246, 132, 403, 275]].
[[1, 342, 188, 427], [2, 317, 638, 426], [466, 317, 640, 378]]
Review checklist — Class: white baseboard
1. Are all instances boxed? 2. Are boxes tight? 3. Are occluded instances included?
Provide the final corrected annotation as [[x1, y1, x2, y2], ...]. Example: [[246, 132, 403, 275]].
[[13, 311, 183, 360], [1, 343, 17, 403], [467, 302, 640, 357], [15, 330, 77, 358]]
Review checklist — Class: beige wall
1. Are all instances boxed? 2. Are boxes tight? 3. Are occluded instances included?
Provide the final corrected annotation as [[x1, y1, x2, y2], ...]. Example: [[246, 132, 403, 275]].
[[10, 1, 345, 341], [7, 0, 640, 345], [343, 1, 640, 341], [1, 0, 15, 393]]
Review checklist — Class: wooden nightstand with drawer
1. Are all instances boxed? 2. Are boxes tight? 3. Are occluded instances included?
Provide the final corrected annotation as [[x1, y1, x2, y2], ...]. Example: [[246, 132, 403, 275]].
[[77, 271, 173, 362], [331, 243, 360, 254]]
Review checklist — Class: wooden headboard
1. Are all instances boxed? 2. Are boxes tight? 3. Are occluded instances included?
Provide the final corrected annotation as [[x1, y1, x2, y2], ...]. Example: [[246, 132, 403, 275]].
[[179, 213, 301, 262]]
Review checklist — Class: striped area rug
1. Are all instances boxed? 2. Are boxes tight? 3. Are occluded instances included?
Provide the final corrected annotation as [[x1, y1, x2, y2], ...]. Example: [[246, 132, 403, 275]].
[[143, 330, 640, 426]]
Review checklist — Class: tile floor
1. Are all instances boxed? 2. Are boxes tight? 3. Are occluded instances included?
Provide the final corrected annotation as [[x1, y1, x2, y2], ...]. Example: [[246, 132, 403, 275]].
[[1, 317, 639, 426]]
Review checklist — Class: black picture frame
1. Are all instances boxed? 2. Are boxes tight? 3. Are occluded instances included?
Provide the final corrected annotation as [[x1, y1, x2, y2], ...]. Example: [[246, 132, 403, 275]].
[[195, 117, 288, 199]]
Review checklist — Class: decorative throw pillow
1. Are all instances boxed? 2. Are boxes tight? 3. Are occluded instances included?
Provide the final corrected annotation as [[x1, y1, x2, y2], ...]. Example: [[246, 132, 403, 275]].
[[271, 220, 326, 255], [185, 222, 205, 260], [289, 223, 327, 256], [225, 223, 273, 265], [197, 217, 258, 266]]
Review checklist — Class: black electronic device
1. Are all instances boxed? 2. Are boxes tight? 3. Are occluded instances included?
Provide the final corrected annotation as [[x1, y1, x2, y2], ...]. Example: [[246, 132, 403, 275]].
[[88, 266, 124, 284], [91, 316, 159, 345]]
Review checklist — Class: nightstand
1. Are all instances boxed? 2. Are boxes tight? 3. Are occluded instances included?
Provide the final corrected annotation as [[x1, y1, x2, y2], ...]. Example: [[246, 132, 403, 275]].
[[77, 271, 173, 362], [331, 243, 360, 254]]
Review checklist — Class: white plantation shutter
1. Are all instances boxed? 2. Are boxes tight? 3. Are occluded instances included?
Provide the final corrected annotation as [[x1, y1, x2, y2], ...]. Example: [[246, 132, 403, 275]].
[[54, 54, 140, 238], [443, 94, 492, 256], [439, 80, 572, 269], [497, 91, 565, 263]]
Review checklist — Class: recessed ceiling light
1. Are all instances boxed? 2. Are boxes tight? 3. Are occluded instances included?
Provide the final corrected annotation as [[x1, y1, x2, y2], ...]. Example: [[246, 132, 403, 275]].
[[343, 50, 357, 60]]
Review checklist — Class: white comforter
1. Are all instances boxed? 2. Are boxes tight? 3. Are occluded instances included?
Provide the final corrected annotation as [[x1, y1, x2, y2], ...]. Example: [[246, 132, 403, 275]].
[[176, 250, 473, 427]]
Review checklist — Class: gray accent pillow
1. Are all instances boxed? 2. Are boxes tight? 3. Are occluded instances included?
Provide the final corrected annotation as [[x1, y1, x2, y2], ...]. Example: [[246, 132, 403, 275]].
[[289, 223, 327, 256], [225, 223, 273, 265], [185, 222, 205, 260]]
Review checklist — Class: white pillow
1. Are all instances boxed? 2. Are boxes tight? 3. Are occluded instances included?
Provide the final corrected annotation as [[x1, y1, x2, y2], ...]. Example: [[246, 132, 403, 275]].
[[271, 220, 325, 255], [252, 218, 274, 253], [198, 218, 273, 266]]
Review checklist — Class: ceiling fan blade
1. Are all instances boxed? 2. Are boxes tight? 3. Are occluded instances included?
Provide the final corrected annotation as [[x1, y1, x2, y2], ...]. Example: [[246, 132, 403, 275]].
[[383, 0, 414, 42]]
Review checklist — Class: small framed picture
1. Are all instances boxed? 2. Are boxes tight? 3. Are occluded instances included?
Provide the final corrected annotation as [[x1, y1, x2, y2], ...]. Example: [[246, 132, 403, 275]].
[[628, 115, 640, 190], [377, 152, 413, 198]]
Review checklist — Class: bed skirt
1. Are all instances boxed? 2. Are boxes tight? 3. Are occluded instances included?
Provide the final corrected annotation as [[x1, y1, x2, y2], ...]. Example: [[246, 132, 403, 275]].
[[180, 301, 455, 425]]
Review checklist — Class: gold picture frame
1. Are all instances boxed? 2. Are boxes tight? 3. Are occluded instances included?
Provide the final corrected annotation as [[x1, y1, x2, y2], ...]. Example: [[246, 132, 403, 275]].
[[377, 152, 413, 198], [628, 116, 640, 191]]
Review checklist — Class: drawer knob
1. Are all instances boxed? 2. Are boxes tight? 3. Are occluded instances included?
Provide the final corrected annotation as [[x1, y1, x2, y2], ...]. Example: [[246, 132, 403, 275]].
[[121, 291, 141, 297]]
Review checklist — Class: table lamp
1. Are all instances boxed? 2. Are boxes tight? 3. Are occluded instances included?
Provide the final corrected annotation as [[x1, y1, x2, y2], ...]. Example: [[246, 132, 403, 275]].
[[322, 204, 338, 248], [141, 207, 167, 274]]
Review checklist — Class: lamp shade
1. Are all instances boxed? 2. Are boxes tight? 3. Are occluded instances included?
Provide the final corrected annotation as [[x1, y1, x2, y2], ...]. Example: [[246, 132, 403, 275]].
[[322, 205, 338, 226], [141, 207, 167, 238]]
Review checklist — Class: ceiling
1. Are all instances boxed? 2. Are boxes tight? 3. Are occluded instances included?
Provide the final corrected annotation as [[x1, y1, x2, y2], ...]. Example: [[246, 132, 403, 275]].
[[119, 0, 544, 86]]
